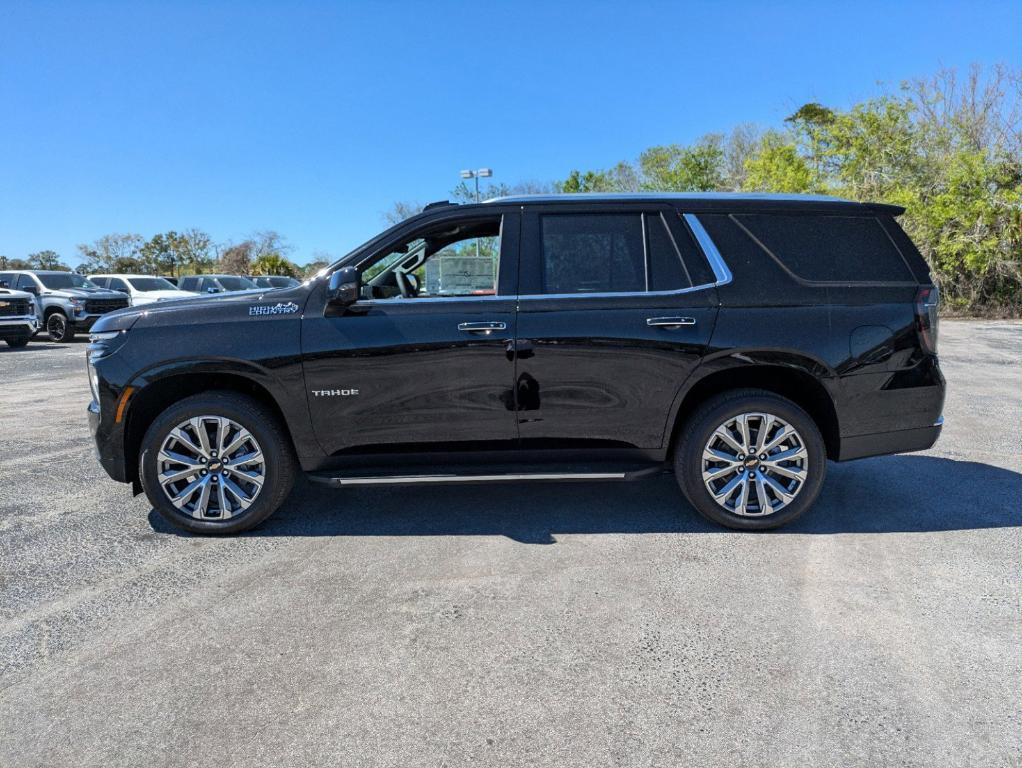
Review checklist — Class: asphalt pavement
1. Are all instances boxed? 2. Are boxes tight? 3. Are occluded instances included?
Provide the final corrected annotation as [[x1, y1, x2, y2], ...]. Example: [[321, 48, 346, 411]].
[[0, 320, 1019, 767]]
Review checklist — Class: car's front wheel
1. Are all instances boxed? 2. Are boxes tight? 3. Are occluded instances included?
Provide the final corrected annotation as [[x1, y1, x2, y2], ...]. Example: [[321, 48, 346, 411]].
[[46, 312, 74, 342], [5, 334, 30, 348], [675, 389, 826, 530], [139, 392, 297, 534]]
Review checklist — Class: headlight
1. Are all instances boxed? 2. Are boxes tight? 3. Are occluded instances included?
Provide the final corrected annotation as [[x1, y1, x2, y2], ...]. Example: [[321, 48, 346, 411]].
[[88, 361, 100, 404], [89, 331, 123, 342]]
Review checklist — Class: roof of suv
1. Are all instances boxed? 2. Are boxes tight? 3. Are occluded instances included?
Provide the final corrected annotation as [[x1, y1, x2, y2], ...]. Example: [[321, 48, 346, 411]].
[[478, 192, 904, 215]]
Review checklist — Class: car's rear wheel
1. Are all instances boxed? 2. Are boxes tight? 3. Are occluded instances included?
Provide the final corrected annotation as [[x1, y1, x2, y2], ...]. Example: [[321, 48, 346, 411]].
[[675, 389, 826, 530], [139, 392, 297, 534], [46, 312, 74, 342]]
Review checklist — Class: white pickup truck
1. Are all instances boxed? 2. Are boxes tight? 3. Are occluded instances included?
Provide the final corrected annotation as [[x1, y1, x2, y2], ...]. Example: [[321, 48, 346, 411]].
[[0, 286, 39, 348]]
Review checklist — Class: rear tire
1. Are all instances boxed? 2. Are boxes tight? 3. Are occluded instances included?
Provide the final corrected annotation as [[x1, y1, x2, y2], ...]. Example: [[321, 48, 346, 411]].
[[140, 391, 297, 534], [674, 388, 826, 531], [46, 312, 74, 342]]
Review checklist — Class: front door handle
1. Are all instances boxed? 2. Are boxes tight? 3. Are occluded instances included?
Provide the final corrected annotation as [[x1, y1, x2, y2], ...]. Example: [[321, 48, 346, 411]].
[[458, 321, 507, 335], [647, 316, 696, 328]]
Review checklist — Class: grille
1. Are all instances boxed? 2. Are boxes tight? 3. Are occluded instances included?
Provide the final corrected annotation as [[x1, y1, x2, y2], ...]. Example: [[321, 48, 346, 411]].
[[0, 298, 30, 317], [85, 298, 129, 314]]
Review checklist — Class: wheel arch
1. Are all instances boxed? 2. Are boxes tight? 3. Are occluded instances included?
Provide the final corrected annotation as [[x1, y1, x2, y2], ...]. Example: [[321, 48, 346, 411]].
[[666, 357, 841, 460], [122, 368, 297, 487]]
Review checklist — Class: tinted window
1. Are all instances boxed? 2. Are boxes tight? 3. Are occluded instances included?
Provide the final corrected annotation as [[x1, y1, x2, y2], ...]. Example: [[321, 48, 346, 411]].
[[646, 213, 690, 291], [0, 273, 12, 288], [16, 274, 38, 290], [37, 273, 97, 289], [217, 276, 256, 291], [178, 277, 197, 291], [733, 214, 914, 283], [107, 278, 129, 292], [128, 277, 177, 291], [540, 214, 645, 294]]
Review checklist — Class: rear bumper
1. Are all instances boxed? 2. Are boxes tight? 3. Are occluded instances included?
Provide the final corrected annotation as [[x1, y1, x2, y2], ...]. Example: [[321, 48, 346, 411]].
[[837, 418, 942, 461]]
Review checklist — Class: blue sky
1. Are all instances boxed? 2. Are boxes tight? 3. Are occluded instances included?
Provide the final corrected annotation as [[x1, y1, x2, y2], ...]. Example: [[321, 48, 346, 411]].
[[1, 0, 1020, 266]]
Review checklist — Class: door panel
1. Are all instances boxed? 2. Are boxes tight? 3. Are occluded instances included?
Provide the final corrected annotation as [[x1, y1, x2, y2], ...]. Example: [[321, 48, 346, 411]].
[[515, 292, 717, 449], [514, 205, 719, 450], [303, 299, 518, 455]]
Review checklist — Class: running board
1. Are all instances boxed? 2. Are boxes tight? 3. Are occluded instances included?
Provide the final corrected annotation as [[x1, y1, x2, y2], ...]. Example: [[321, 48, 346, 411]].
[[307, 465, 662, 488]]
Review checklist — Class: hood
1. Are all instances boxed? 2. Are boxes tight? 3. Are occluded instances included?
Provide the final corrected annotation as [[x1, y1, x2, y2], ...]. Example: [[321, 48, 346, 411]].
[[43, 286, 127, 300], [134, 289, 198, 301], [0, 288, 34, 301], [91, 285, 305, 333]]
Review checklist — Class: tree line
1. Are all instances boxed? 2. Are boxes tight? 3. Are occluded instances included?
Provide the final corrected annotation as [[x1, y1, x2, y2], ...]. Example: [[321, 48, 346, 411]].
[[392, 65, 1022, 315], [0, 230, 327, 279]]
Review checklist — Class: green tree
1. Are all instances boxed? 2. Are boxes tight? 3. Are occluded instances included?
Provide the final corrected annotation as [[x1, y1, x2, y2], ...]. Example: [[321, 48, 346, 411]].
[[251, 253, 299, 277], [639, 137, 726, 191], [27, 250, 66, 270], [77, 233, 145, 273], [140, 230, 214, 276], [743, 131, 817, 193]]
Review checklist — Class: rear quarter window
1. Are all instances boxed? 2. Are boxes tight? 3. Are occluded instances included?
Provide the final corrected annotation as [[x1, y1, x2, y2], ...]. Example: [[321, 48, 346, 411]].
[[732, 213, 915, 283]]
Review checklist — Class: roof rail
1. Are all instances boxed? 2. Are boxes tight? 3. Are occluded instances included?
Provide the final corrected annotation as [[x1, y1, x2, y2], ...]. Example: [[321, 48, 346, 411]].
[[423, 200, 457, 211]]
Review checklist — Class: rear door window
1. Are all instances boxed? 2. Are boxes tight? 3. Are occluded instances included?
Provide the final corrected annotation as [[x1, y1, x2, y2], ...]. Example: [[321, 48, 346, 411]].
[[530, 211, 704, 295], [732, 213, 914, 283], [540, 214, 646, 294]]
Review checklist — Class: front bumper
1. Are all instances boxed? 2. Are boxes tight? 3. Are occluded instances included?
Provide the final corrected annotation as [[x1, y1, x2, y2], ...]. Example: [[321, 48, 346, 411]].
[[0, 316, 39, 337], [70, 313, 104, 330], [89, 399, 129, 482]]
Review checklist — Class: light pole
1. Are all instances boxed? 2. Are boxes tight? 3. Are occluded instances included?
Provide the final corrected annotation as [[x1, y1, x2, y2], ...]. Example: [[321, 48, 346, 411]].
[[460, 168, 493, 260], [460, 167, 493, 203]]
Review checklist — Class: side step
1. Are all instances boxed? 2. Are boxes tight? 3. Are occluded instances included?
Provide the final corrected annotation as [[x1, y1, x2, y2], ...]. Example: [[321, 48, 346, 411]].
[[307, 464, 663, 488]]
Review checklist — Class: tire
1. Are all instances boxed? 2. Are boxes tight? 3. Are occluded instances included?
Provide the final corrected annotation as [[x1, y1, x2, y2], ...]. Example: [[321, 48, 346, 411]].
[[674, 388, 826, 531], [5, 335, 30, 348], [46, 312, 75, 342], [139, 391, 297, 534]]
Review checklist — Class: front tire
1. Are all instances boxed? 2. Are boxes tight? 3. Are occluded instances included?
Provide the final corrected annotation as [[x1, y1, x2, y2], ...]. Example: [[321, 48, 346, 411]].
[[140, 392, 297, 534], [674, 389, 826, 531], [5, 335, 30, 348], [46, 312, 75, 342]]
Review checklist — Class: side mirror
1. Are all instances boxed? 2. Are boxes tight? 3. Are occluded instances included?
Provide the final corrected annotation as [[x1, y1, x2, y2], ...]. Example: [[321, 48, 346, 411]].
[[23, 285, 39, 295], [328, 267, 361, 307], [206, 286, 220, 294]]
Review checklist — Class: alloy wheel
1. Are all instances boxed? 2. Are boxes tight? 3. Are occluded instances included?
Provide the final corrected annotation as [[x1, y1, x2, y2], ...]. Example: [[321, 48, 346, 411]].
[[47, 314, 67, 341], [701, 412, 808, 517], [157, 415, 266, 520]]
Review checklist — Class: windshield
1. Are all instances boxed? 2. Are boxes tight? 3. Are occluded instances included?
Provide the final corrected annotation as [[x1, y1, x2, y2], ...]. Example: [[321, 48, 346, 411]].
[[218, 276, 257, 291], [37, 273, 99, 290], [128, 277, 178, 292]]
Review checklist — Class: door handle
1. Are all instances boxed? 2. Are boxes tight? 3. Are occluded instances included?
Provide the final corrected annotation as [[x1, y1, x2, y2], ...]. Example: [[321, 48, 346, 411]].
[[458, 321, 507, 335], [646, 316, 697, 328]]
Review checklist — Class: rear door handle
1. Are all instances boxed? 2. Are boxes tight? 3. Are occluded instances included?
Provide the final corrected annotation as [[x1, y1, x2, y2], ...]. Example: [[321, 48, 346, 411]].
[[458, 321, 507, 335], [647, 316, 696, 328]]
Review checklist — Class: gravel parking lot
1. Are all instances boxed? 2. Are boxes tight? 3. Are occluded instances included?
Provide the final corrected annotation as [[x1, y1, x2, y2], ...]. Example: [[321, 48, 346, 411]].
[[1, 320, 1019, 767]]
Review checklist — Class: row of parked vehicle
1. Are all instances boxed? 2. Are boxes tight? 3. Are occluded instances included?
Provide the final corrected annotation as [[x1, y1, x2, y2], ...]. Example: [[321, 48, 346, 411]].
[[0, 270, 301, 345]]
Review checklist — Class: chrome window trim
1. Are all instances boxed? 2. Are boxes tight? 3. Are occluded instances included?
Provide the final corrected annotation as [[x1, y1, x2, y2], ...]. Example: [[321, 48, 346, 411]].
[[684, 214, 733, 287], [351, 294, 510, 306], [349, 213, 733, 305]]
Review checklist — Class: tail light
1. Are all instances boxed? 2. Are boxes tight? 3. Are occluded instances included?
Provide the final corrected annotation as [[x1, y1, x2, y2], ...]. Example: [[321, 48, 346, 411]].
[[915, 286, 939, 355]]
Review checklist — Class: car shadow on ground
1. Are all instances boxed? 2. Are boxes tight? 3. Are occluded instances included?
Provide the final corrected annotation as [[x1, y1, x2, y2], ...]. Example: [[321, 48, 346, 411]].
[[148, 455, 1022, 542]]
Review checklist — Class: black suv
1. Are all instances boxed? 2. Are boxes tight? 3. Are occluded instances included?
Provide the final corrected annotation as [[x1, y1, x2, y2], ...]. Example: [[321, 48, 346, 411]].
[[87, 193, 944, 534]]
